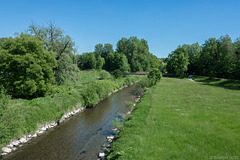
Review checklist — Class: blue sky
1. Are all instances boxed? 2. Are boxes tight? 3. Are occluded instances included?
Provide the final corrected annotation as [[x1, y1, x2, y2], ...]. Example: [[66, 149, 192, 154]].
[[0, 0, 240, 58]]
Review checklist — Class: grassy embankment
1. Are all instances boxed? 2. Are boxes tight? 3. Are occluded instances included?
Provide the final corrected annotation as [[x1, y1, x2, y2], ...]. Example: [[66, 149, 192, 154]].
[[108, 77, 240, 159], [0, 70, 140, 151]]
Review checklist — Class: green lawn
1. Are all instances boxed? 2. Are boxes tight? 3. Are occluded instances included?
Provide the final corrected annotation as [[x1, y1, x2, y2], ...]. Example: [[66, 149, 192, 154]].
[[108, 77, 240, 160]]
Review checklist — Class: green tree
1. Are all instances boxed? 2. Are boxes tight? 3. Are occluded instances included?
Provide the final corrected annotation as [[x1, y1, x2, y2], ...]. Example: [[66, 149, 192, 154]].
[[0, 34, 57, 98], [116, 36, 151, 72], [167, 47, 189, 75], [103, 52, 115, 71], [102, 43, 114, 58], [233, 38, 240, 79], [95, 54, 105, 70], [55, 53, 80, 84], [182, 43, 202, 74], [113, 69, 122, 79], [78, 52, 97, 70], [118, 54, 130, 72], [94, 43, 104, 56], [217, 35, 236, 78], [150, 54, 160, 69], [28, 22, 80, 84]]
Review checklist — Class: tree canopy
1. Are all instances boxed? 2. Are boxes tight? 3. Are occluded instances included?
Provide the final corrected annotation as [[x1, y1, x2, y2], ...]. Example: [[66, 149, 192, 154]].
[[0, 34, 57, 98], [168, 34, 240, 79], [167, 47, 189, 75], [28, 22, 80, 84]]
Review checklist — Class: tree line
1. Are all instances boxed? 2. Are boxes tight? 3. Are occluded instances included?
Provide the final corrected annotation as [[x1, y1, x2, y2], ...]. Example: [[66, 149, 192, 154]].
[[77, 37, 160, 72], [166, 35, 240, 79], [0, 23, 161, 98]]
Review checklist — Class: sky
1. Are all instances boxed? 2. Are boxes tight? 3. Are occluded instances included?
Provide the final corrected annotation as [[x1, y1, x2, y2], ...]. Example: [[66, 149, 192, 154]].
[[0, 0, 240, 58]]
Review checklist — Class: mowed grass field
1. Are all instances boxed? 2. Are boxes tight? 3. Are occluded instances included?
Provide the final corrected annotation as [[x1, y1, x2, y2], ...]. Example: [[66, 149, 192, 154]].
[[108, 77, 240, 160]]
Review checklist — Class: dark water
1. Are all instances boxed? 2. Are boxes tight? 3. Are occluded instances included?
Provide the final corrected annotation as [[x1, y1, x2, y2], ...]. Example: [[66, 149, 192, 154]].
[[3, 85, 138, 160]]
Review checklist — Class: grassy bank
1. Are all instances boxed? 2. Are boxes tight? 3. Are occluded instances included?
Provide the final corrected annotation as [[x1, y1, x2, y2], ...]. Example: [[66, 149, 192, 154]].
[[0, 70, 140, 151], [108, 77, 240, 159], [192, 76, 240, 90]]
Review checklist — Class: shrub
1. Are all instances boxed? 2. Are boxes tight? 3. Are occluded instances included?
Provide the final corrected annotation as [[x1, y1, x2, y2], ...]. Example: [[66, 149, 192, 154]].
[[148, 68, 162, 85], [113, 69, 122, 79], [136, 77, 152, 89], [81, 80, 119, 106], [99, 70, 112, 80]]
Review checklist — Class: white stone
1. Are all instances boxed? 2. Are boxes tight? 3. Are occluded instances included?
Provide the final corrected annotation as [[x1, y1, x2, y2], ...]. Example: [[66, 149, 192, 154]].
[[1, 152, 7, 156], [12, 147, 17, 151], [112, 128, 118, 131], [2, 147, 12, 153], [11, 140, 20, 146], [19, 138, 27, 143], [40, 127, 47, 131], [99, 152, 105, 157], [6, 144, 13, 148], [32, 133, 37, 138], [37, 130, 44, 135]]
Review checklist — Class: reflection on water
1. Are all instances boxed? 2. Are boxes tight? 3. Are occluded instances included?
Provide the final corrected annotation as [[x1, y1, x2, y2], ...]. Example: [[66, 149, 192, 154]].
[[3, 85, 138, 160]]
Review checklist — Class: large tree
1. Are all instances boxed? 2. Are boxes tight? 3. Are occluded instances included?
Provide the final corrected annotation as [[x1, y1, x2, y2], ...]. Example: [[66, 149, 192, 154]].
[[166, 47, 189, 75], [0, 34, 57, 98], [182, 43, 202, 74], [28, 22, 80, 84], [78, 52, 97, 70], [116, 36, 151, 72]]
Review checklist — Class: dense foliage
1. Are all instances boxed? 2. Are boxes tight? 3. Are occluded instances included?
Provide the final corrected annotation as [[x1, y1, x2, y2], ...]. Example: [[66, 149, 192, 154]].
[[81, 80, 119, 106], [28, 22, 80, 84], [0, 34, 57, 98], [113, 69, 123, 79], [77, 37, 161, 72], [167, 35, 240, 79], [166, 47, 189, 75], [148, 68, 162, 85]]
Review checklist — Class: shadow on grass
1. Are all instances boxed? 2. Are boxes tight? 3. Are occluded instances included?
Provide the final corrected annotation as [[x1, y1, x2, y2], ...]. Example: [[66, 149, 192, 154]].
[[193, 77, 240, 90]]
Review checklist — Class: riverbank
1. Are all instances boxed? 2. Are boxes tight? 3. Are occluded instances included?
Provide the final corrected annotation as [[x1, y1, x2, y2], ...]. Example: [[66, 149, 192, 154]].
[[0, 70, 142, 157], [108, 77, 240, 159]]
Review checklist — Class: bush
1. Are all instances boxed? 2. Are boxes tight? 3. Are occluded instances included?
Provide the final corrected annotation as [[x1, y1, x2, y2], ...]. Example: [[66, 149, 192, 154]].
[[99, 70, 112, 80], [113, 69, 122, 79], [0, 34, 57, 98], [81, 80, 119, 106], [136, 77, 152, 89], [148, 68, 162, 85]]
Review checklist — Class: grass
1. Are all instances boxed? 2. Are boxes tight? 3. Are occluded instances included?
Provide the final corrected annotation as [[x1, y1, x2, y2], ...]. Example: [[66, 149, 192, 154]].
[[0, 70, 141, 151], [108, 77, 240, 160], [192, 76, 240, 90]]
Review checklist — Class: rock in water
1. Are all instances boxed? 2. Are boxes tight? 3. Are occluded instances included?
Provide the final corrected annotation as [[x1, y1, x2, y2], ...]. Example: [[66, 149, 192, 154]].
[[99, 152, 105, 157]]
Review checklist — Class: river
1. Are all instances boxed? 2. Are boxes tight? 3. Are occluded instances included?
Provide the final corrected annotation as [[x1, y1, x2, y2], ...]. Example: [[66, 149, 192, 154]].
[[3, 85, 138, 160]]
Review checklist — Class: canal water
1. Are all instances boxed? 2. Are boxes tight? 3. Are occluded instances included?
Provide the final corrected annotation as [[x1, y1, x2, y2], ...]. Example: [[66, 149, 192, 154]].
[[3, 85, 138, 160]]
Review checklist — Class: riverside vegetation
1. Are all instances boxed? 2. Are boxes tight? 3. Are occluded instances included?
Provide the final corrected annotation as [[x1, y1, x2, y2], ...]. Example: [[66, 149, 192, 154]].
[[0, 22, 163, 154], [0, 70, 141, 153], [108, 77, 240, 159]]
